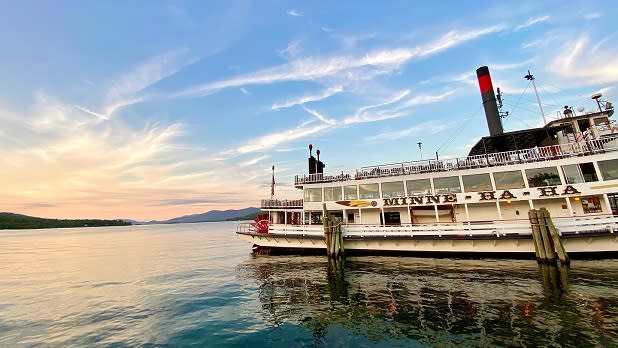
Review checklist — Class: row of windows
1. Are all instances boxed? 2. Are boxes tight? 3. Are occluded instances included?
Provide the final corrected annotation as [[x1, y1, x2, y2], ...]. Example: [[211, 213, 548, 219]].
[[304, 159, 618, 202]]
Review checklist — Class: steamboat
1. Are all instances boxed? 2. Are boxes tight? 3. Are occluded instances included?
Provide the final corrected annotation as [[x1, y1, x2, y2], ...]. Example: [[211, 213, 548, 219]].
[[236, 66, 618, 257]]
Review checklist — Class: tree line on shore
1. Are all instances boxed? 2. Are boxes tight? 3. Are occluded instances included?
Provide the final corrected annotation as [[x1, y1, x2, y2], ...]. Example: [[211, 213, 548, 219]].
[[0, 213, 131, 230]]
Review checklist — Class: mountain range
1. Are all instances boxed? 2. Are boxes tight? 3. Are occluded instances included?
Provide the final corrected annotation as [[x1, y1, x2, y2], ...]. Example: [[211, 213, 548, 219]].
[[139, 207, 260, 224]]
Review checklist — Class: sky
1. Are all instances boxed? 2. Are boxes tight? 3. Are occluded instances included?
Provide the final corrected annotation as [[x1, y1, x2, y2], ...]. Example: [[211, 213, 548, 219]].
[[1, 1, 617, 220]]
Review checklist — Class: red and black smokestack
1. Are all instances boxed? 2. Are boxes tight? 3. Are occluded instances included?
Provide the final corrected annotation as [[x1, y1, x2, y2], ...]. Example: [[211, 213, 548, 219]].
[[476, 66, 503, 136]]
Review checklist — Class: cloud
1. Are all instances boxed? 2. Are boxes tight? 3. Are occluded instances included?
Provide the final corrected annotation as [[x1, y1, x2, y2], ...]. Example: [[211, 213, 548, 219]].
[[227, 122, 330, 155], [548, 35, 618, 84], [173, 24, 505, 98], [278, 39, 303, 60], [81, 48, 198, 120], [303, 107, 337, 125], [224, 89, 457, 155], [239, 155, 270, 167], [287, 9, 302, 17], [514, 16, 550, 32], [271, 86, 343, 110], [366, 121, 451, 142], [240, 87, 251, 95], [321, 27, 334, 33], [584, 13, 601, 20]]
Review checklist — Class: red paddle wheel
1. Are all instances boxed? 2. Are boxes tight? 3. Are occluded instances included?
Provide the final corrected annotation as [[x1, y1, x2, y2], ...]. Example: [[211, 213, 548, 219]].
[[252, 214, 270, 234]]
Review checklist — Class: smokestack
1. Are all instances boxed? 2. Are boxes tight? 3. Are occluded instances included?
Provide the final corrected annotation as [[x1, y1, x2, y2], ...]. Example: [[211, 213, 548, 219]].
[[308, 144, 316, 174], [476, 66, 503, 136]]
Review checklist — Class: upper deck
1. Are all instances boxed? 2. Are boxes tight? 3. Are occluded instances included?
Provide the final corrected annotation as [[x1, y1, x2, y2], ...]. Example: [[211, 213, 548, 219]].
[[295, 134, 618, 187]]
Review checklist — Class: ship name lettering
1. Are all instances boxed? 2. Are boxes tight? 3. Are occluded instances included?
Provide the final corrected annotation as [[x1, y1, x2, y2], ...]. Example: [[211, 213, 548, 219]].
[[478, 191, 496, 201], [499, 190, 517, 200], [425, 195, 441, 204], [537, 186, 558, 197], [562, 185, 581, 195], [409, 196, 424, 205]]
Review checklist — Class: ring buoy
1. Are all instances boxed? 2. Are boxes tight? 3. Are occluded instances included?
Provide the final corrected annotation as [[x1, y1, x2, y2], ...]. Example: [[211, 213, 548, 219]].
[[253, 219, 269, 234]]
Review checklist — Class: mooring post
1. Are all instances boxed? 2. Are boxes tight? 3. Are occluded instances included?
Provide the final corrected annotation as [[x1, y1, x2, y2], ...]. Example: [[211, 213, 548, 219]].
[[536, 209, 556, 262], [528, 209, 546, 261], [540, 208, 570, 265], [322, 203, 331, 256]]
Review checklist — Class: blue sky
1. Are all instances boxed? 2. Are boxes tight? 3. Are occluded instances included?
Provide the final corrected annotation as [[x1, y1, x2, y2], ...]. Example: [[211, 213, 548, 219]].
[[1, 1, 617, 220]]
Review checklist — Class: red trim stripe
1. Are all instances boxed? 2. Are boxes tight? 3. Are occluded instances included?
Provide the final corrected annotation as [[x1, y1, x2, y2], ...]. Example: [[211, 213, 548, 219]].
[[478, 74, 493, 94]]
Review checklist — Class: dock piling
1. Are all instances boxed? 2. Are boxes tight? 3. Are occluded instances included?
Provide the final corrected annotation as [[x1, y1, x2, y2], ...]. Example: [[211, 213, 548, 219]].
[[528, 209, 569, 265]]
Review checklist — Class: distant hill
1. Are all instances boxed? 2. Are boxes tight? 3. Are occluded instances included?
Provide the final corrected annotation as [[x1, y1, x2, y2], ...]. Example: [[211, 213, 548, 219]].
[[142, 207, 260, 224], [0, 212, 131, 230]]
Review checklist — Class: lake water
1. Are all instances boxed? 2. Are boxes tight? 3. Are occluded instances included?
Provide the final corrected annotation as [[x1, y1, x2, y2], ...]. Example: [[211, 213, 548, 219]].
[[1, 222, 617, 347]]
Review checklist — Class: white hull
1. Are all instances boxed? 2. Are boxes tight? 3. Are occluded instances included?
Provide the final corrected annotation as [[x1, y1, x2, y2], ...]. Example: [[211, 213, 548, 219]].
[[237, 217, 618, 256], [237, 233, 618, 254]]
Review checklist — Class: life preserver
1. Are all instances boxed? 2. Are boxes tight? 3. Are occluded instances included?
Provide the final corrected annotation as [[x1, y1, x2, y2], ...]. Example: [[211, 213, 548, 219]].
[[254, 219, 269, 234]]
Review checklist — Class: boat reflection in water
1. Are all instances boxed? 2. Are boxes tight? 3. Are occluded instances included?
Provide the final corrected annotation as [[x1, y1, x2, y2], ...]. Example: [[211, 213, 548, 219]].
[[237, 256, 618, 346]]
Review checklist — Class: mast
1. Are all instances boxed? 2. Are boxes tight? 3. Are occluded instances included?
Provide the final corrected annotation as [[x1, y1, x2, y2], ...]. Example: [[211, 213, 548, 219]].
[[525, 70, 547, 125]]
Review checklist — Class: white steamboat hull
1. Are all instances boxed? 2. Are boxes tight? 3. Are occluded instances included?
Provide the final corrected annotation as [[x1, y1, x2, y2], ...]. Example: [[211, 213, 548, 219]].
[[238, 232, 618, 255], [237, 218, 618, 256]]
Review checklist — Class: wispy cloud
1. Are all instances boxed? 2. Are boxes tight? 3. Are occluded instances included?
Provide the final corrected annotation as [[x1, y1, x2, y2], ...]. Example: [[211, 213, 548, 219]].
[[240, 87, 251, 95], [173, 24, 505, 98], [225, 89, 457, 155], [303, 107, 337, 125], [545, 35, 618, 84], [357, 89, 411, 113], [278, 39, 303, 60], [366, 121, 451, 142], [271, 86, 343, 110], [229, 122, 331, 155], [287, 9, 302, 17], [514, 15, 550, 32], [584, 12, 601, 20], [321, 26, 334, 33], [239, 154, 270, 167]]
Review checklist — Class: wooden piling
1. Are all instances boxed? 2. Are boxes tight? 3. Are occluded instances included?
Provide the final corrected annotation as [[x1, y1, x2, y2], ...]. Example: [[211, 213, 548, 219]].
[[528, 210, 546, 261], [540, 208, 570, 265], [322, 203, 331, 256], [538, 213, 556, 262]]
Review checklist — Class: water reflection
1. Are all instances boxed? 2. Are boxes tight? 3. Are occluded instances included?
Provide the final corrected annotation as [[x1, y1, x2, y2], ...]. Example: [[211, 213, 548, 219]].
[[238, 256, 618, 346]]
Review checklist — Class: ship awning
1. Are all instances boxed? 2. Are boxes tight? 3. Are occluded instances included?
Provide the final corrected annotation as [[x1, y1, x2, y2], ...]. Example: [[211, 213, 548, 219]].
[[467, 126, 567, 156]]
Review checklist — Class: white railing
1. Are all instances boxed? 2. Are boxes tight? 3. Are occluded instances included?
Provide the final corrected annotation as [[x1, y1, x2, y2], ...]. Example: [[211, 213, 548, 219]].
[[295, 135, 618, 185], [237, 216, 618, 238], [261, 199, 303, 208]]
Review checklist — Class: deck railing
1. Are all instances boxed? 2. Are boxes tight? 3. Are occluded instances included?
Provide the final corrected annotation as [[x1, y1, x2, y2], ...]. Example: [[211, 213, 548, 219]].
[[295, 135, 618, 185], [236, 216, 618, 237], [261, 199, 304, 209]]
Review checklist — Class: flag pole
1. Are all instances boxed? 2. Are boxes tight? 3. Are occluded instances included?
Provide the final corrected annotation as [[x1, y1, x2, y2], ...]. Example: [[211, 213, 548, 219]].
[[271, 165, 275, 199]]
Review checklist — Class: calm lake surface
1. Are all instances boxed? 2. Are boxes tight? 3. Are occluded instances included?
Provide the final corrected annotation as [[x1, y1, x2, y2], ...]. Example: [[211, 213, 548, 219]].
[[1, 222, 617, 347]]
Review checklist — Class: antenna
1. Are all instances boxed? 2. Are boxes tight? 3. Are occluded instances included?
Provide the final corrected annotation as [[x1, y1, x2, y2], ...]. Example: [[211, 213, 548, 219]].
[[524, 70, 547, 125], [496, 87, 509, 119], [591, 93, 603, 112]]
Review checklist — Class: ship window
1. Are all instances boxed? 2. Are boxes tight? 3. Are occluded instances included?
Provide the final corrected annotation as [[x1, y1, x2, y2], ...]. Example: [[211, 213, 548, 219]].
[[347, 213, 355, 223], [381, 181, 405, 198], [433, 176, 461, 194], [582, 196, 602, 214], [304, 188, 322, 202], [333, 187, 343, 201], [406, 179, 431, 195], [462, 173, 493, 192], [359, 183, 379, 199], [383, 212, 401, 225], [324, 187, 342, 201], [525, 167, 562, 187], [324, 187, 334, 201], [344, 185, 358, 200], [493, 170, 525, 189], [562, 162, 598, 184], [598, 159, 618, 181]]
